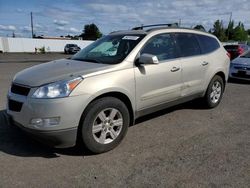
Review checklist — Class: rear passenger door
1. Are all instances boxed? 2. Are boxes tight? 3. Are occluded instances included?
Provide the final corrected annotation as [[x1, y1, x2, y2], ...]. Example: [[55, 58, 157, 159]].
[[175, 33, 207, 96]]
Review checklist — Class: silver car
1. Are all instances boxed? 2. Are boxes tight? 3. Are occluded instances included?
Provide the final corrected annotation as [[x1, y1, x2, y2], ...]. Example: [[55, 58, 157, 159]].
[[229, 50, 250, 80], [7, 25, 230, 153]]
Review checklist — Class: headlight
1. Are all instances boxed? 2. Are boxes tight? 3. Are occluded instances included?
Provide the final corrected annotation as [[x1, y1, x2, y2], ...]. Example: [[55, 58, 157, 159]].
[[32, 77, 82, 99]]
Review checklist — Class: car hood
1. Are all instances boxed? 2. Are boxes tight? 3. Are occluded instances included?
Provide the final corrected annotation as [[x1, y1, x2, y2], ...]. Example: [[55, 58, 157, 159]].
[[232, 57, 250, 66], [13, 59, 113, 87]]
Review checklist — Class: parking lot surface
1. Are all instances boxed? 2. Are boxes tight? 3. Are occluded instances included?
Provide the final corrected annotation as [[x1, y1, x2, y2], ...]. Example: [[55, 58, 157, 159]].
[[0, 53, 250, 187]]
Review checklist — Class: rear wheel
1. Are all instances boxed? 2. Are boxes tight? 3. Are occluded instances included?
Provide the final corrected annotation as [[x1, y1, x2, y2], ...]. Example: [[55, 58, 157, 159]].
[[80, 97, 130, 153], [204, 75, 224, 108]]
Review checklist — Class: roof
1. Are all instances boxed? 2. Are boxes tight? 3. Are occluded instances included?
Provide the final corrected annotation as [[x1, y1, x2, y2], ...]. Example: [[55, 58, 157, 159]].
[[109, 24, 211, 36]]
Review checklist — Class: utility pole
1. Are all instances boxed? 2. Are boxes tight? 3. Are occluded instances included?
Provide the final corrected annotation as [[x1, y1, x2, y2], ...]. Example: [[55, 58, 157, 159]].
[[30, 12, 34, 38], [178, 19, 181, 27]]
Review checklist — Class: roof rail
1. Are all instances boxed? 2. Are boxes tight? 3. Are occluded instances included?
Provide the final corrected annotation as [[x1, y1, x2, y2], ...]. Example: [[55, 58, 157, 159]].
[[132, 23, 179, 30]]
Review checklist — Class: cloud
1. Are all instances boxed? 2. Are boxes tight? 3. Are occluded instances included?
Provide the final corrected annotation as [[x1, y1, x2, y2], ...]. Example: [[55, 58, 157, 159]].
[[35, 23, 43, 29], [88, 3, 128, 13], [16, 8, 23, 13], [0, 25, 16, 31], [1, 0, 250, 38], [20, 26, 32, 32], [56, 26, 80, 33], [53, 19, 69, 26], [69, 27, 80, 33]]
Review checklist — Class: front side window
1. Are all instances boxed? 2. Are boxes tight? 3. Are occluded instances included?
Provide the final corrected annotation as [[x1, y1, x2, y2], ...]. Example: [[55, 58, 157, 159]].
[[175, 33, 201, 57], [72, 34, 145, 64], [140, 33, 178, 61]]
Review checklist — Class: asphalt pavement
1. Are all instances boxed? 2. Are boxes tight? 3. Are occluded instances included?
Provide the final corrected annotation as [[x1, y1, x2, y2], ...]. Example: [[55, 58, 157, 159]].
[[0, 53, 249, 187]]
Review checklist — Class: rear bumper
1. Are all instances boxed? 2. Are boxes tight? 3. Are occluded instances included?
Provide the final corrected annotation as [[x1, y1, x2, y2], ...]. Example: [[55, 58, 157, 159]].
[[9, 115, 78, 148]]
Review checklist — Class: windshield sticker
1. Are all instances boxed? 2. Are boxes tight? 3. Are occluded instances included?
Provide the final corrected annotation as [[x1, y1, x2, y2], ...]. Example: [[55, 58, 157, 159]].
[[122, 36, 140, 40]]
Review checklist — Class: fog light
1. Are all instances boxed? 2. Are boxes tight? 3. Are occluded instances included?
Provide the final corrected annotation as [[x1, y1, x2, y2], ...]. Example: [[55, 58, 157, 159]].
[[30, 117, 60, 128]]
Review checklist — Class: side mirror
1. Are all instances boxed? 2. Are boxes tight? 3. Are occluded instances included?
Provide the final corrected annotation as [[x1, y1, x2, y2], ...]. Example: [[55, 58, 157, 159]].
[[138, 53, 159, 65]]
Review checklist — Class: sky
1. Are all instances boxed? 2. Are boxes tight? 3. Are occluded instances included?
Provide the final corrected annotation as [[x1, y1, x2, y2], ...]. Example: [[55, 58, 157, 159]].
[[0, 0, 249, 38]]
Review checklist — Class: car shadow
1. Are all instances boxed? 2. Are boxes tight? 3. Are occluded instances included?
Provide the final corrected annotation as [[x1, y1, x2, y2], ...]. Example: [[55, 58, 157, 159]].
[[135, 99, 207, 124], [0, 110, 92, 158], [228, 78, 250, 85], [0, 99, 207, 158]]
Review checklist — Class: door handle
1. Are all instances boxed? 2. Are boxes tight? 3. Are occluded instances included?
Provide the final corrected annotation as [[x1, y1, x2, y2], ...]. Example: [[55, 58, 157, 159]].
[[202, 61, 209, 66], [171, 67, 180, 72]]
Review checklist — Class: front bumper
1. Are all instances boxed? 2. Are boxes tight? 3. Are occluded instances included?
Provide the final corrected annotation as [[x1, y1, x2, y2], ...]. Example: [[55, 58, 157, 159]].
[[7, 88, 91, 148], [9, 115, 78, 148]]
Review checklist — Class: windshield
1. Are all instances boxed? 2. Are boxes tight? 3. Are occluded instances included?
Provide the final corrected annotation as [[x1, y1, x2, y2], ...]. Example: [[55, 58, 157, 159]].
[[72, 34, 145, 64], [240, 51, 250, 58]]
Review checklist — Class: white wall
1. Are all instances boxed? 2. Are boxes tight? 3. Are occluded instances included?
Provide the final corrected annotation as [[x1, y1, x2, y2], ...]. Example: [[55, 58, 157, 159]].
[[0, 37, 93, 53]]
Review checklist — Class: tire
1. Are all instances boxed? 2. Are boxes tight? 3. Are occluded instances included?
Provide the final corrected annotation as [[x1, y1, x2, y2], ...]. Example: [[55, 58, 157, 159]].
[[204, 75, 224, 108], [80, 97, 130, 154]]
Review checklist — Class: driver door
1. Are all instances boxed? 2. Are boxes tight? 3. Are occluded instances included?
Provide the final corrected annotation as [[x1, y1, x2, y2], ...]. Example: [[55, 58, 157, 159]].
[[134, 33, 182, 111]]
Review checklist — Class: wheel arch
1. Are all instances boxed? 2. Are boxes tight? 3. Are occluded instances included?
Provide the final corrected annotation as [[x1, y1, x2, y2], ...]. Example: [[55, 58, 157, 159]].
[[92, 91, 135, 126], [76, 91, 135, 144], [203, 70, 227, 96]]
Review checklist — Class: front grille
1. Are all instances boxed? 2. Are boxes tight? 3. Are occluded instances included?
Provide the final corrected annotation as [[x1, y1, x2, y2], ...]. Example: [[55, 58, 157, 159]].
[[232, 73, 250, 79], [11, 84, 30, 96], [8, 99, 23, 112]]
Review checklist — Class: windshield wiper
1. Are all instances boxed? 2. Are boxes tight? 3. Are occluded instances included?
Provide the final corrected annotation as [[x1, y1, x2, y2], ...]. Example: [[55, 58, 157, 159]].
[[73, 58, 103, 64]]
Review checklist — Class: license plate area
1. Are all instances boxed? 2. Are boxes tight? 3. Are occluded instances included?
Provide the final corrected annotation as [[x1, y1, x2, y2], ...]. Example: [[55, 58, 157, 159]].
[[238, 70, 246, 76]]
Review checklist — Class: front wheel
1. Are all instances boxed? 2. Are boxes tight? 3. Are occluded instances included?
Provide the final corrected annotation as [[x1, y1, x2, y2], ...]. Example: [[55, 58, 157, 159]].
[[80, 97, 130, 154], [203, 75, 224, 108]]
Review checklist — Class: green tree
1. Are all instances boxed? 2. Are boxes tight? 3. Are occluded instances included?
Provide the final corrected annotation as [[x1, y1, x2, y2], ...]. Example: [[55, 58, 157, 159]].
[[212, 20, 227, 41], [79, 23, 102, 40], [225, 20, 234, 41], [193, 25, 206, 31], [232, 22, 248, 41], [247, 29, 250, 35]]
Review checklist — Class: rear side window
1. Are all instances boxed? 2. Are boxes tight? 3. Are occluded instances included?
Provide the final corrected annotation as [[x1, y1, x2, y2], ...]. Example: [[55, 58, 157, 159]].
[[175, 33, 201, 57], [197, 35, 220, 54]]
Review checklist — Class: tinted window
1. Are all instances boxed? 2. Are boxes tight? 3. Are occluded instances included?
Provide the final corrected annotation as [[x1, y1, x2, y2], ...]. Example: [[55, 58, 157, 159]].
[[197, 35, 220, 54], [224, 45, 238, 50], [141, 33, 177, 61], [175, 33, 201, 57]]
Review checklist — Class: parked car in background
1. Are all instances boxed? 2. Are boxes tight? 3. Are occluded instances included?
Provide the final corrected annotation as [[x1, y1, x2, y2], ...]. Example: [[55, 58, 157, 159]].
[[224, 44, 248, 60], [64, 44, 81, 54], [229, 50, 250, 80], [7, 25, 230, 153]]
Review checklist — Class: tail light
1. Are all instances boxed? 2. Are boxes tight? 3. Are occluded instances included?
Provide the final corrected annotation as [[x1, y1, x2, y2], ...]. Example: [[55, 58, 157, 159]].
[[238, 47, 244, 54], [227, 52, 231, 59]]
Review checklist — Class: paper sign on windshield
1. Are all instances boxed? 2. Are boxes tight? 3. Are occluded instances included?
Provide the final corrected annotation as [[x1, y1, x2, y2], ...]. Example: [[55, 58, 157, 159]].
[[122, 36, 140, 40]]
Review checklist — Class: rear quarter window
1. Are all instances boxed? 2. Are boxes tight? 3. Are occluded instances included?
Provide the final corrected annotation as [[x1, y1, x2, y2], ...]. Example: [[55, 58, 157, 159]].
[[175, 33, 201, 57], [197, 35, 220, 54]]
